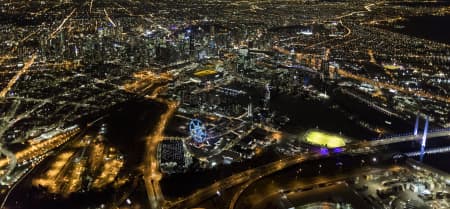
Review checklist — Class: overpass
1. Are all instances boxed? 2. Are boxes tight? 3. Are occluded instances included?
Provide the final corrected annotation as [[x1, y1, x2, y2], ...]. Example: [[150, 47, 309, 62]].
[[166, 152, 325, 209], [165, 128, 450, 209]]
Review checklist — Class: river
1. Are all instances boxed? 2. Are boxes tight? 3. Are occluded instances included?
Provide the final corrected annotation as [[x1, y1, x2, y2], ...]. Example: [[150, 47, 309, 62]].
[[381, 15, 450, 45]]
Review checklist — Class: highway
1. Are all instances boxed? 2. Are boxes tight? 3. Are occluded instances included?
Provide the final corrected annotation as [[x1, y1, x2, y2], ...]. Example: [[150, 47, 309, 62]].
[[49, 8, 77, 39], [0, 26, 41, 67], [119, 67, 176, 209], [124, 31, 450, 208], [167, 152, 324, 209], [0, 127, 83, 209], [146, 47, 450, 208], [0, 54, 37, 98], [249, 165, 406, 209], [0, 156, 44, 209], [0, 145, 16, 181], [104, 8, 117, 27], [6, 96, 104, 109], [0, 2, 77, 100], [143, 99, 178, 209], [0, 114, 110, 207], [0, 101, 44, 160], [165, 128, 450, 209]]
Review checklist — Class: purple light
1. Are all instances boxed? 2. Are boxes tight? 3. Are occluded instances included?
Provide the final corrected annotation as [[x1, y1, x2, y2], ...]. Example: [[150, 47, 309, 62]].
[[333, 147, 344, 153], [319, 148, 329, 155]]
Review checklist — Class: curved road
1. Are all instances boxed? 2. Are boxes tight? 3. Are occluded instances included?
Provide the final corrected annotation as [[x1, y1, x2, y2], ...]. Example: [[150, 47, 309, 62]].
[[166, 129, 450, 209]]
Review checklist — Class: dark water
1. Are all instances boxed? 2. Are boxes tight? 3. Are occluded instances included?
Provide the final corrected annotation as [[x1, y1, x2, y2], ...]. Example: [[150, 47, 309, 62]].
[[384, 15, 450, 45], [420, 152, 450, 173], [227, 81, 397, 139], [161, 83, 415, 198], [270, 87, 413, 140], [270, 92, 375, 139]]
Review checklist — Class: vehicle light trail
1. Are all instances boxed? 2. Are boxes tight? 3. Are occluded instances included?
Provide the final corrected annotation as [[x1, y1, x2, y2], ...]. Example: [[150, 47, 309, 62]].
[[49, 8, 76, 39], [0, 29, 39, 67], [89, 0, 94, 13], [104, 9, 116, 27], [0, 54, 37, 98], [144, 100, 179, 209]]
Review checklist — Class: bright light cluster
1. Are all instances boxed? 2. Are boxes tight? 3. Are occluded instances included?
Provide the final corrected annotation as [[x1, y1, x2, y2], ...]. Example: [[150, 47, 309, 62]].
[[305, 130, 346, 148]]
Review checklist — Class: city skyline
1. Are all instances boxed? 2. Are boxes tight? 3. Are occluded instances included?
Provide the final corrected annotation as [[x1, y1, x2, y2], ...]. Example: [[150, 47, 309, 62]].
[[0, 1, 449, 209]]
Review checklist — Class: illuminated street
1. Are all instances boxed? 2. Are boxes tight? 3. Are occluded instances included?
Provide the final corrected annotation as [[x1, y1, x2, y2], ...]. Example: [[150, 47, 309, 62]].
[[0, 1, 449, 209]]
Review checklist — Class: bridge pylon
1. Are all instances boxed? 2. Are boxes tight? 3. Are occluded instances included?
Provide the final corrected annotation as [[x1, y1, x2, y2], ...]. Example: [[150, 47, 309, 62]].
[[414, 114, 420, 136], [419, 116, 429, 162]]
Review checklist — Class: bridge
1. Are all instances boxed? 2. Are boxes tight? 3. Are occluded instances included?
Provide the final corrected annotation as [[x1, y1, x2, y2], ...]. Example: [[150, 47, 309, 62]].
[[279, 64, 319, 75], [404, 146, 450, 157], [340, 88, 401, 118], [368, 128, 450, 147], [164, 127, 450, 209], [157, 107, 449, 209]]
